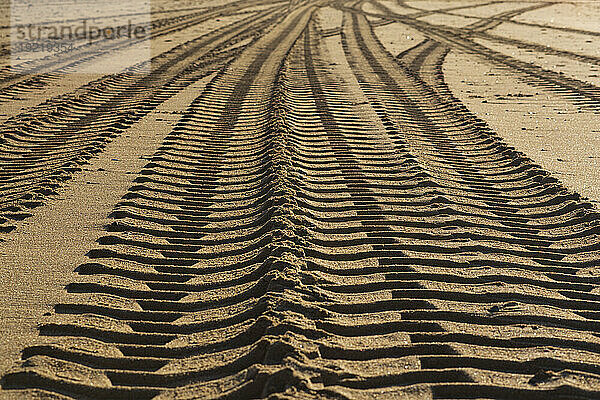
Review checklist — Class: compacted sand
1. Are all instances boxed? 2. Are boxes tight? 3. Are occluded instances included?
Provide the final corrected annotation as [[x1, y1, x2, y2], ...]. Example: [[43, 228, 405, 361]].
[[1, 1, 600, 398]]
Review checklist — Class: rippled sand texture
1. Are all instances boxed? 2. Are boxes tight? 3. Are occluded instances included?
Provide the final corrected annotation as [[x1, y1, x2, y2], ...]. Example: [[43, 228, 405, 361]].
[[1, 0, 600, 399]]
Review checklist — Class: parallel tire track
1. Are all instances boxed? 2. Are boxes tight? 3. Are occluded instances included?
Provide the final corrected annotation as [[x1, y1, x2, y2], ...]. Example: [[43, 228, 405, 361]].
[[359, 1, 600, 111], [0, 8, 286, 233], [1, 4, 320, 399], [1, 2, 600, 399], [319, 10, 600, 397], [0, 0, 280, 94]]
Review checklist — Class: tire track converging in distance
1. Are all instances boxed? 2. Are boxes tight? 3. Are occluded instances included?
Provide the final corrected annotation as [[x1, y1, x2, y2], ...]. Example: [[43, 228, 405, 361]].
[[0, 7, 286, 234], [0, 0, 282, 96], [354, 1, 600, 111], [1, 1, 600, 399], [1, 4, 322, 398], [336, 11, 600, 397]]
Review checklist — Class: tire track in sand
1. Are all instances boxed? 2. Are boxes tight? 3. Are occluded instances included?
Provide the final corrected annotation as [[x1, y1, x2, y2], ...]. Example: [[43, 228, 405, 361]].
[[0, 71, 216, 381], [0, 8, 284, 235], [396, 0, 600, 39], [328, 10, 600, 398], [355, 1, 600, 112], [0, 0, 281, 96], [1, 4, 318, 399], [2, 1, 600, 399]]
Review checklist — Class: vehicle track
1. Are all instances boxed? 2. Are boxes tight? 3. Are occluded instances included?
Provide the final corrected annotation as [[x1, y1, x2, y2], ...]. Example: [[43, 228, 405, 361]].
[[396, 0, 600, 38], [333, 9, 600, 398], [393, 2, 519, 92], [355, 1, 600, 111], [1, 4, 320, 398], [0, 7, 285, 233], [0, 0, 280, 98], [384, 0, 600, 69], [459, 2, 551, 32], [2, 1, 600, 399]]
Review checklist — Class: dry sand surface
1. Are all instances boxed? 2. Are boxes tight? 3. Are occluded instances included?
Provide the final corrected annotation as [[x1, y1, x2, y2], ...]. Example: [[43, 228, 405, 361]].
[[0, 0, 600, 398]]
